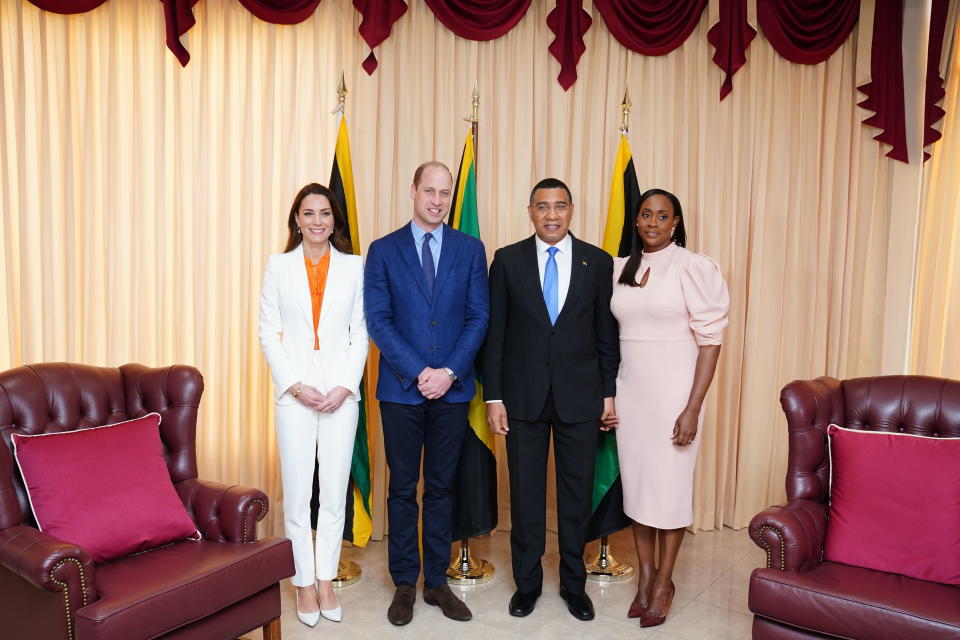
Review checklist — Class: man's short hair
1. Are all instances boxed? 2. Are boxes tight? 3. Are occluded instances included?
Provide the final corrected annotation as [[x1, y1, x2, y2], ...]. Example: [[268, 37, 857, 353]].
[[529, 178, 573, 205], [413, 161, 453, 187]]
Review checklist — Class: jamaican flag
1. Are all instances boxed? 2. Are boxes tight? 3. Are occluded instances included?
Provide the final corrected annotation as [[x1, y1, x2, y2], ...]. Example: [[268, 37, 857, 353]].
[[448, 131, 497, 539], [310, 114, 373, 547], [586, 133, 639, 540]]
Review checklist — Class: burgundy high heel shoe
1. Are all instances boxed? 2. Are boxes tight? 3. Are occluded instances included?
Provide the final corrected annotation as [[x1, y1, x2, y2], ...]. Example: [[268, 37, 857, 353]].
[[639, 581, 675, 628], [627, 600, 647, 618]]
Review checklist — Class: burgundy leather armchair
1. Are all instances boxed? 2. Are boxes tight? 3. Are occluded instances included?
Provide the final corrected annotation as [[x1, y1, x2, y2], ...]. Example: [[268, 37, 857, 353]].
[[748, 375, 960, 639], [0, 363, 294, 640]]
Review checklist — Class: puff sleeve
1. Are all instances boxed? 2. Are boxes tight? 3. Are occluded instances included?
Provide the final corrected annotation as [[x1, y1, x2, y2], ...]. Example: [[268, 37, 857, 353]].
[[680, 254, 730, 346]]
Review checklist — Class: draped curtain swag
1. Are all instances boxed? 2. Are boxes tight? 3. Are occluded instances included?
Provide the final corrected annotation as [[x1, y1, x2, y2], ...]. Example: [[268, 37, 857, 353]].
[[354, 0, 408, 74], [163, 0, 200, 67], [547, 0, 592, 90], [26, 0, 947, 164], [422, 0, 532, 40], [593, 0, 707, 56], [707, 0, 757, 100], [857, 0, 908, 162], [756, 0, 859, 65], [238, 0, 322, 24], [925, 0, 951, 160]]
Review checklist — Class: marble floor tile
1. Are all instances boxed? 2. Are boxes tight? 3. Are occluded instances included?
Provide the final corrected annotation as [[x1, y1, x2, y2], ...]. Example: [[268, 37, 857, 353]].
[[242, 526, 758, 639]]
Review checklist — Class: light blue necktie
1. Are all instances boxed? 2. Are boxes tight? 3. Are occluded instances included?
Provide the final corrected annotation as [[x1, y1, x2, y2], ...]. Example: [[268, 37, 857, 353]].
[[543, 246, 559, 325], [422, 232, 436, 296]]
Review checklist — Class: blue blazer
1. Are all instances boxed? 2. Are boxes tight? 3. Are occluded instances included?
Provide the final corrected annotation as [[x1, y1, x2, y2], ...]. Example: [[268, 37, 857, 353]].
[[364, 223, 489, 405]]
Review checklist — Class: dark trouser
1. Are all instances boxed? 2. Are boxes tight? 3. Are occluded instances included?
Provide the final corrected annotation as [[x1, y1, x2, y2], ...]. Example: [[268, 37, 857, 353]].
[[506, 391, 599, 595], [380, 400, 468, 588]]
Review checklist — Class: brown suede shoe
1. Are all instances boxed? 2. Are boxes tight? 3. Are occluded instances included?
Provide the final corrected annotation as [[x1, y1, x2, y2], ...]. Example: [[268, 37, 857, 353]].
[[388, 585, 416, 626], [423, 585, 472, 621]]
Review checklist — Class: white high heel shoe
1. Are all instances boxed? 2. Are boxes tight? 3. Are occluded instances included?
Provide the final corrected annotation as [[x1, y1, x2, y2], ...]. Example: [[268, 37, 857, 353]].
[[317, 582, 342, 622], [296, 588, 321, 627], [320, 604, 342, 622]]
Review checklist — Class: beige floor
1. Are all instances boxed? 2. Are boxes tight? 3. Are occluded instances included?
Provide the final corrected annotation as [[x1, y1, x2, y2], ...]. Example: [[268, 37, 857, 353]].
[[244, 526, 764, 639]]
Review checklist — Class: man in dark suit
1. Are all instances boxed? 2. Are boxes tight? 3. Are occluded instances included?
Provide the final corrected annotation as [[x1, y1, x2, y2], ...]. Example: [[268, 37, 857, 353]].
[[364, 161, 489, 626], [483, 178, 619, 621]]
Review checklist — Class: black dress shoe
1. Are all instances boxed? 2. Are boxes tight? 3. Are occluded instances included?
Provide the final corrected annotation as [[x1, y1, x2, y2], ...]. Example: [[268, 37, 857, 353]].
[[508, 587, 542, 617], [559, 585, 595, 621]]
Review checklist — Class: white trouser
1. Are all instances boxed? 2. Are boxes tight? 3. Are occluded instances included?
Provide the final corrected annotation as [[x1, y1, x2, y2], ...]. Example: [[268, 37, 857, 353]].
[[275, 398, 358, 585]]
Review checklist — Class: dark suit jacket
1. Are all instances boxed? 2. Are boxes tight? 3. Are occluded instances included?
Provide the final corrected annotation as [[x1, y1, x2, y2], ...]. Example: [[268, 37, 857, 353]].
[[482, 234, 619, 423], [364, 223, 489, 405]]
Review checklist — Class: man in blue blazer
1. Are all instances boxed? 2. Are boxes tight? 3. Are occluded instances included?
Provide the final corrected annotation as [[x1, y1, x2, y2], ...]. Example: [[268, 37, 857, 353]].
[[364, 161, 489, 626]]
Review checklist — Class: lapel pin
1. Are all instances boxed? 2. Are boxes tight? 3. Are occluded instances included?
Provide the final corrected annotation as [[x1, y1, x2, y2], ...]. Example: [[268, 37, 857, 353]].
[[581, 260, 588, 266]]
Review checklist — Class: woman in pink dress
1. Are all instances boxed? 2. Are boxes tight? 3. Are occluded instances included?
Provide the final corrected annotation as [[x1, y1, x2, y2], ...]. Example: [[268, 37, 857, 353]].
[[610, 189, 729, 628]]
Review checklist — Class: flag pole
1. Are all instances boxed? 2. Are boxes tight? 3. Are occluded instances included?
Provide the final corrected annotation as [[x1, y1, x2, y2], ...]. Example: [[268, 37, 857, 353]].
[[446, 83, 494, 586], [585, 89, 635, 584], [331, 71, 363, 589]]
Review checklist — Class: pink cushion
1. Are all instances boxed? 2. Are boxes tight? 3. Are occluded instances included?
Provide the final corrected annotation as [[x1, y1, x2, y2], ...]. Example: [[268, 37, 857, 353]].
[[12, 413, 200, 562], [824, 424, 960, 586]]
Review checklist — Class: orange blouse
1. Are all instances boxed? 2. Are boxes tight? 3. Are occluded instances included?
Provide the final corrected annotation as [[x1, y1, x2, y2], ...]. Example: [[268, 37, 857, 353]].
[[304, 252, 331, 350]]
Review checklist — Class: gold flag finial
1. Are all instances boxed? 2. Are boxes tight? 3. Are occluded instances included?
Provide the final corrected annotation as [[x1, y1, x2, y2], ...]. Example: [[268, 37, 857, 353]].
[[465, 82, 480, 124], [336, 72, 348, 113], [619, 89, 631, 135]]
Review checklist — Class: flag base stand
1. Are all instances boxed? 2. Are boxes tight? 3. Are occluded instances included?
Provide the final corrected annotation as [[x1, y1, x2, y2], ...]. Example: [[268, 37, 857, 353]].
[[585, 536, 634, 582], [446, 538, 494, 585], [332, 560, 362, 588]]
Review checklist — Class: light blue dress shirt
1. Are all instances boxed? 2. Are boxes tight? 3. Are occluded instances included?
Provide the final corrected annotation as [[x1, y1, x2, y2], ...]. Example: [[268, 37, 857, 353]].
[[410, 220, 444, 276]]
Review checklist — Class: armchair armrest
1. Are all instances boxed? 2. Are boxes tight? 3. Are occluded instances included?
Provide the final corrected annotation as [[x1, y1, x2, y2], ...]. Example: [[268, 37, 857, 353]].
[[749, 499, 827, 572], [0, 525, 97, 604], [176, 478, 269, 543]]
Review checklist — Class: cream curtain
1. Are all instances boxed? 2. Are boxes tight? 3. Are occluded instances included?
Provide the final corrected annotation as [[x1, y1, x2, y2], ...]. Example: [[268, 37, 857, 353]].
[[913, 7, 960, 380], [0, 0, 926, 539]]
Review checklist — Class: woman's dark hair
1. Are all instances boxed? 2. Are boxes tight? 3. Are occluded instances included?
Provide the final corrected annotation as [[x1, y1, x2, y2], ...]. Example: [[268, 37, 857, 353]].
[[283, 183, 353, 254], [617, 188, 687, 287]]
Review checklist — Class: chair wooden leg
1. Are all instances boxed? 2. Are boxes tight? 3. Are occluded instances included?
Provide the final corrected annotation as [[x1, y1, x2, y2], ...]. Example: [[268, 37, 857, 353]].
[[262, 616, 281, 640]]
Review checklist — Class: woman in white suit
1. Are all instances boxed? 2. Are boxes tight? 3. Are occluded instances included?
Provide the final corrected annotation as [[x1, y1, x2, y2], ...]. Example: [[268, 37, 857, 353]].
[[259, 183, 368, 626]]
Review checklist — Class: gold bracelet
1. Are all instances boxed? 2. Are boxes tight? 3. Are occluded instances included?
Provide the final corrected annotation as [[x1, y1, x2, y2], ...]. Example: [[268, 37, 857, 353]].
[[291, 382, 303, 398]]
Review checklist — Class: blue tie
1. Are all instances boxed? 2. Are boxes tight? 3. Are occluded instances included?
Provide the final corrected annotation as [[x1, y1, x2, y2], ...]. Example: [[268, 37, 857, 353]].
[[543, 246, 559, 325], [422, 232, 436, 296]]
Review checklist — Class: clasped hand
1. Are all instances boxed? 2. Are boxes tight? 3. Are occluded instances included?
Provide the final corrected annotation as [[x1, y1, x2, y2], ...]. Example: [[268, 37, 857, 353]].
[[291, 383, 351, 413], [417, 367, 453, 400]]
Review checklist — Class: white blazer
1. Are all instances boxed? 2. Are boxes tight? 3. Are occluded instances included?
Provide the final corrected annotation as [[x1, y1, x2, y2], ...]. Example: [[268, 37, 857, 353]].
[[259, 244, 368, 405]]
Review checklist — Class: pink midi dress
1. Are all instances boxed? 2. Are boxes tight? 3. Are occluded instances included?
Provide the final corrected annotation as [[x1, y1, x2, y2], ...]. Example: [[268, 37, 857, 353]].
[[611, 242, 730, 529]]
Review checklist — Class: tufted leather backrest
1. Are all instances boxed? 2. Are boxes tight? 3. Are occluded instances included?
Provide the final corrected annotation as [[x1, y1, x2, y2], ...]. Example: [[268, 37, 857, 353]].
[[780, 374, 960, 503], [0, 363, 203, 529]]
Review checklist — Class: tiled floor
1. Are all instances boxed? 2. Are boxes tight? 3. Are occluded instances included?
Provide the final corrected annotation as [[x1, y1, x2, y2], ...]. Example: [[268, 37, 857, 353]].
[[243, 526, 763, 639]]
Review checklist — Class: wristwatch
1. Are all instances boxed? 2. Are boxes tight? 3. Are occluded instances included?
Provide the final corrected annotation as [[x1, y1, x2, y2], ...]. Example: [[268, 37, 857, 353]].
[[443, 367, 458, 382]]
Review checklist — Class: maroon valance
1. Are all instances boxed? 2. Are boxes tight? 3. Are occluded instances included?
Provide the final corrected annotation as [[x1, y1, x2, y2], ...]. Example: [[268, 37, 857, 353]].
[[593, 0, 707, 57], [857, 0, 907, 163], [238, 0, 322, 24], [707, 0, 756, 101], [27, 0, 107, 12], [757, 0, 859, 65], [924, 0, 950, 161], [547, 0, 592, 91], [422, 0, 532, 41], [24, 0, 951, 164], [355, 0, 408, 74]]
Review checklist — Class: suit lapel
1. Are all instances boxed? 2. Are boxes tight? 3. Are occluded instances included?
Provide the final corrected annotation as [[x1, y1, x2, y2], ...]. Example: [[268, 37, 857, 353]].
[[398, 223, 432, 302], [291, 244, 313, 326], [433, 225, 460, 299], [319, 246, 341, 326], [555, 236, 587, 326], [521, 236, 552, 327]]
